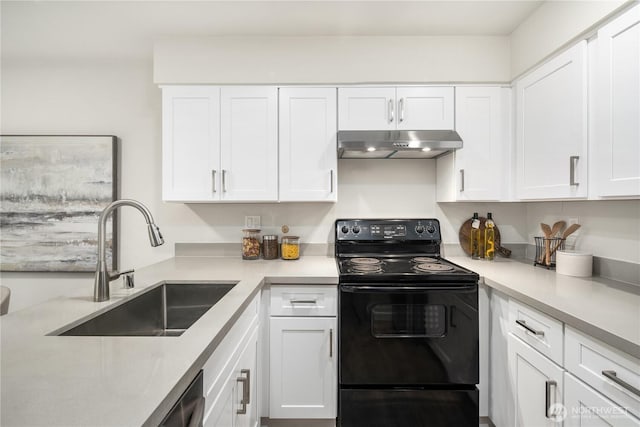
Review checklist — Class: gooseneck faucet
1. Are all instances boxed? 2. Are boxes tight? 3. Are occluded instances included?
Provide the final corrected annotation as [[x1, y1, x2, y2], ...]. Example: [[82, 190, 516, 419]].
[[94, 199, 164, 302]]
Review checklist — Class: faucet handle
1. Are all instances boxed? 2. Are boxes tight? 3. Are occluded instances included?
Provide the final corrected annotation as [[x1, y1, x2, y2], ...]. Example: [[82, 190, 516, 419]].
[[121, 269, 135, 289]]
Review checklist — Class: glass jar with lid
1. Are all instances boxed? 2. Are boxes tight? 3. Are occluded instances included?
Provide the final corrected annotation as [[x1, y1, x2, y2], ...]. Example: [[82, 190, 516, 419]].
[[262, 235, 279, 260], [281, 236, 300, 260], [242, 229, 261, 260]]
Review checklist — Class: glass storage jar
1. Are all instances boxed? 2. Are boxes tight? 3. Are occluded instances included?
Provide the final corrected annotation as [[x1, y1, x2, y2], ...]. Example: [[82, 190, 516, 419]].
[[262, 235, 279, 260], [242, 229, 261, 260], [281, 236, 300, 260]]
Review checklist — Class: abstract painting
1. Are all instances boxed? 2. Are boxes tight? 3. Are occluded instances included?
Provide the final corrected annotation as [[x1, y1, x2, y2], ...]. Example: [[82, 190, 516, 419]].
[[0, 135, 118, 272]]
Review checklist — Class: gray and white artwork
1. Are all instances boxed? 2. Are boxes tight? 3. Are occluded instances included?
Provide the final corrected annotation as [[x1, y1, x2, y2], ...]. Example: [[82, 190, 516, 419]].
[[0, 135, 118, 272]]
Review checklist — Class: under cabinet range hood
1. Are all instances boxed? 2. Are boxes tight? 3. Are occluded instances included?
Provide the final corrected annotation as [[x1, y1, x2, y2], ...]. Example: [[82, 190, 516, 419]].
[[337, 130, 463, 159]]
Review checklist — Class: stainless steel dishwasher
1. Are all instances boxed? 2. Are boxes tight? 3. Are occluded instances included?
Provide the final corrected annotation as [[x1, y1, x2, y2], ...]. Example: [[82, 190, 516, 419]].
[[160, 370, 204, 427]]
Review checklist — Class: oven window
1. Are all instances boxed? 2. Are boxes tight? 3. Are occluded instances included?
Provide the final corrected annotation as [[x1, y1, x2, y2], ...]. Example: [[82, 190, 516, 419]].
[[371, 304, 446, 338]]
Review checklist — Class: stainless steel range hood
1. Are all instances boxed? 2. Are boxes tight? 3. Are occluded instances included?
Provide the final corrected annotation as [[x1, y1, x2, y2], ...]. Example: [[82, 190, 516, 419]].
[[337, 130, 463, 159]]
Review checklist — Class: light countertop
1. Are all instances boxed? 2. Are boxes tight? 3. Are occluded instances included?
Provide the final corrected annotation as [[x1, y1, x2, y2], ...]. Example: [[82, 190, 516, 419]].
[[1, 254, 638, 426]]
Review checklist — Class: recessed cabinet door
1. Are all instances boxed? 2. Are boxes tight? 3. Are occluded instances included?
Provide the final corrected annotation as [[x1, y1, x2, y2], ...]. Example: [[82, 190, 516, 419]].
[[279, 88, 338, 202], [396, 87, 454, 130], [509, 334, 565, 427], [596, 5, 640, 198], [162, 86, 220, 201], [338, 87, 396, 130], [515, 41, 588, 199], [220, 87, 278, 201], [269, 317, 337, 419]]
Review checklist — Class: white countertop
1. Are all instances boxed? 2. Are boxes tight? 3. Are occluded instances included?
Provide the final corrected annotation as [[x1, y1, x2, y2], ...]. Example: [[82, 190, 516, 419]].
[[450, 256, 640, 358], [0, 256, 338, 427], [2, 254, 638, 426]]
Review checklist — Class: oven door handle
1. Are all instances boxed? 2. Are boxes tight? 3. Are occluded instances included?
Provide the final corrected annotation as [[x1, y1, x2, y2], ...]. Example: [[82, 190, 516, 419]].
[[340, 285, 476, 293]]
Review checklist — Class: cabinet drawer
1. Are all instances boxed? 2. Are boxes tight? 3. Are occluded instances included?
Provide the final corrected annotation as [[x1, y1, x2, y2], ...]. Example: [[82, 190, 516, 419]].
[[509, 298, 563, 365], [565, 326, 640, 419], [270, 285, 337, 316]]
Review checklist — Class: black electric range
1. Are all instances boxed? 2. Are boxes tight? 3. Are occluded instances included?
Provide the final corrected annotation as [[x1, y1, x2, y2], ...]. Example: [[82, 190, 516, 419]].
[[336, 219, 480, 427]]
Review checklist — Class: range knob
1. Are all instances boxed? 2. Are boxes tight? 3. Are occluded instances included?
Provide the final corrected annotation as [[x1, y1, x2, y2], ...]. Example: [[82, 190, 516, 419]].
[[341, 225, 350, 234], [415, 225, 425, 234], [426, 225, 436, 234], [352, 225, 361, 234]]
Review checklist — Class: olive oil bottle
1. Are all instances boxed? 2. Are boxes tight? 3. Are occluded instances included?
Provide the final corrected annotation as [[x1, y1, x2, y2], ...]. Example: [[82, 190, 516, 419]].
[[484, 212, 495, 261], [470, 212, 481, 260]]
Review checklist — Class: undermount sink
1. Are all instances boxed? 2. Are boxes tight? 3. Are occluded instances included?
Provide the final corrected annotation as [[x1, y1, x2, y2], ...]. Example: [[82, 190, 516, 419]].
[[58, 282, 237, 337]]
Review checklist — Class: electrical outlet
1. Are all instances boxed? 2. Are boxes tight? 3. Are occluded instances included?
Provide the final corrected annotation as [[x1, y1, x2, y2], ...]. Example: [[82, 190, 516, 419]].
[[245, 216, 261, 229]]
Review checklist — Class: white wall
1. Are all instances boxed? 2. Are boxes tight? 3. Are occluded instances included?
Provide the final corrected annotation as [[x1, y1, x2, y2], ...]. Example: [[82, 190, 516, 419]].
[[154, 36, 511, 84], [510, 0, 627, 78]]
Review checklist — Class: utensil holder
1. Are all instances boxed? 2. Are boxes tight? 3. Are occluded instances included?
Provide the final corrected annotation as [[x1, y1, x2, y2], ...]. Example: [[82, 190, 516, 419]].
[[534, 237, 565, 269]]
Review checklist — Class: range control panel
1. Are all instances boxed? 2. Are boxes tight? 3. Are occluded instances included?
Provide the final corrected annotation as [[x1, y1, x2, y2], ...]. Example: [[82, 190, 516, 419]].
[[336, 219, 441, 241]]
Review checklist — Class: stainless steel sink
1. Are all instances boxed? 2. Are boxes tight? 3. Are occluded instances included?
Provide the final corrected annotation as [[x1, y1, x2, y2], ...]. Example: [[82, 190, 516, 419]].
[[58, 282, 237, 337]]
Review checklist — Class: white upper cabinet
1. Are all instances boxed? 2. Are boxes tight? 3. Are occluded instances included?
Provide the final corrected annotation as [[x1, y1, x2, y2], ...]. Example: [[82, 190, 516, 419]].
[[220, 87, 278, 202], [162, 86, 278, 202], [162, 86, 221, 202], [437, 86, 510, 202], [595, 5, 640, 198], [338, 86, 454, 130], [515, 41, 589, 200], [279, 88, 337, 202]]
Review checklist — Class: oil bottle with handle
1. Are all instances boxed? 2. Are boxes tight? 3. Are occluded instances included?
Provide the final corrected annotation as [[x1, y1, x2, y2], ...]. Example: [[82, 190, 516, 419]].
[[484, 212, 495, 261], [470, 212, 481, 260]]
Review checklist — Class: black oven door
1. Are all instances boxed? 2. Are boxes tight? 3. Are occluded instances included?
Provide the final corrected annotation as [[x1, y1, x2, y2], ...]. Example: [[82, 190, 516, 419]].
[[339, 283, 478, 386]]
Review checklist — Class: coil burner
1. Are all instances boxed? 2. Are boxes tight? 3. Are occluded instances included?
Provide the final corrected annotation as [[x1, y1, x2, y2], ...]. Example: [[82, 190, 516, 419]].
[[410, 257, 439, 264], [413, 263, 455, 273], [349, 258, 383, 273]]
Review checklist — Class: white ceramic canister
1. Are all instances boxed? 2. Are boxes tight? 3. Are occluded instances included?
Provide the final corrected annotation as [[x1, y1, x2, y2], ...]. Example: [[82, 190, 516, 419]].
[[556, 250, 593, 277]]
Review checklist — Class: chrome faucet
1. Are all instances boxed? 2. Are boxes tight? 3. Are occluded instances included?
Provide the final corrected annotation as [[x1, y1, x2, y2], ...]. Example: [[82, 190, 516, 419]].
[[94, 199, 164, 302]]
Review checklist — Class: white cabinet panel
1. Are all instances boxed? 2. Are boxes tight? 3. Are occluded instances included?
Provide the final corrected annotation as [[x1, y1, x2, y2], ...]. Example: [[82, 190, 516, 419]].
[[269, 316, 337, 419], [396, 86, 454, 130], [515, 41, 588, 199], [565, 372, 640, 427], [162, 86, 220, 201], [437, 86, 509, 201], [279, 88, 337, 202], [489, 290, 514, 427], [596, 5, 640, 197], [220, 87, 278, 201], [509, 334, 565, 427], [338, 87, 395, 130]]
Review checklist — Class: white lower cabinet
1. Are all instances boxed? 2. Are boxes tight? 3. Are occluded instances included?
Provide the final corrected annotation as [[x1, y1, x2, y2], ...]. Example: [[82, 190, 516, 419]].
[[565, 372, 640, 426], [509, 333, 565, 427]]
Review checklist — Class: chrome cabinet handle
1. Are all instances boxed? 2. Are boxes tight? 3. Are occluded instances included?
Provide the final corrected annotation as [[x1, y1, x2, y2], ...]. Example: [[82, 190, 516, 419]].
[[236, 369, 250, 414], [602, 370, 640, 397], [329, 328, 333, 358], [388, 99, 394, 123], [460, 169, 465, 192], [516, 319, 545, 336], [570, 156, 580, 186], [222, 169, 227, 193], [545, 380, 557, 418], [330, 169, 334, 193], [211, 170, 216, 193], [399, 98, 405, 123], [290, 299, 317, 304]]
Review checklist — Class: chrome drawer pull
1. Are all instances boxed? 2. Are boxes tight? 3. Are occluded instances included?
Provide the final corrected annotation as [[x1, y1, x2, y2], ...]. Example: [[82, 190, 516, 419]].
[[516, 319, 545, 336], [290, 299, 317, 304], [211, 170, 216, 193], [236, 369, 251, 414], [329, 328, 333, 358], [545, 380, 557, 418], [602, 370, 640, 397], [388, 99, 394, 123], [570, 156, 580, 186]]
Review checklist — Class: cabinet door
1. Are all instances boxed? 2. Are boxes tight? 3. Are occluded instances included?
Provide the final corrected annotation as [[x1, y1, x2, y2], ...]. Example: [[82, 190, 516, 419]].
[[269, 317, 337, 419], [162, 86, 220, 201], [489, 290, 515, 427], [220, 87, 278, 201], [515, 41, 588, 199], [509, 333, 565, 427], [453, 86, 508, 201], [596, 5, 640, 197], [338, 87, 396, 130], [565, 372, 640, 427], [279, 88, 338, 202], [396, 87, 454, 130]]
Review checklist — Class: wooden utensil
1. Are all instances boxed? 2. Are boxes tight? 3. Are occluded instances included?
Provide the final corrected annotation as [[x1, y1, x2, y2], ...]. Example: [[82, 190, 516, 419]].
[[459, 217, 511, 258], [548, 223, 581, 258], [551, 221, 566, 237], [540, 223, 552, 265], [537, 221, 567, 264]]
